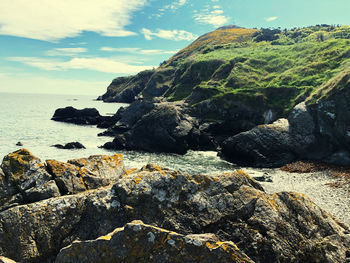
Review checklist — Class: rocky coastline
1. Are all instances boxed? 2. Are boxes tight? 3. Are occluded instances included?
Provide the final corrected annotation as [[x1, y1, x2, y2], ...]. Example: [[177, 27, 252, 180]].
[[52, 67, 350, 168], [1, 149, 350, 262]]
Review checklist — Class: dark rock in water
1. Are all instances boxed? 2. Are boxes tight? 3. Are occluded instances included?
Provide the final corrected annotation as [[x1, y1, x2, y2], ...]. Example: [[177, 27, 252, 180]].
[[51, 142, 86, 150], [55, 220, 253, 263], [1, 157, 350, 263], [51, 106, 102, 125], [101, 101, 200, 154], [15, 142, 23, 146]]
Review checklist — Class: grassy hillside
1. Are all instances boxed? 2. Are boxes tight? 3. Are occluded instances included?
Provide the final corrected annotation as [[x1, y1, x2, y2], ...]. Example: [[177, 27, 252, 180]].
[[103, 25, 350, 116], [162, 25, 350, 114]]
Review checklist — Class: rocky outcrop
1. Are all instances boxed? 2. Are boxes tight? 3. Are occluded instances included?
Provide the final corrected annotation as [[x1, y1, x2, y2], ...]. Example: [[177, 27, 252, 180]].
[[0, 149, 125, 210], [220, 102, 316, 167], [220, 69, 350, 167], [55, 220, 253, 263], [51, 106, 113, 126], [99, 70, 155, 103], [0, 149, 60, 209], [1, 153, 350, 262], [102, 101, 201, 154], [51, 142, 86, 150]]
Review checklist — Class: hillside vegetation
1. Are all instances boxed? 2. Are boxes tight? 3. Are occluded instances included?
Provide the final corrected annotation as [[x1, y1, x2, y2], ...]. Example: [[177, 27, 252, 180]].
[[101, 25, 350, 116]]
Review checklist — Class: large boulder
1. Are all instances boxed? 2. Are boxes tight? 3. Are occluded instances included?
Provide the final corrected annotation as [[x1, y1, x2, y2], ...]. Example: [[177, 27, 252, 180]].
[[220, 102, 317, 167], [0, 149, 60, 207], [0, 149, 125, 210], [46, 154, 125, 194], [103, 101, 199, 154], [55, 220, 253, 263], [1, 162, 350, 262]]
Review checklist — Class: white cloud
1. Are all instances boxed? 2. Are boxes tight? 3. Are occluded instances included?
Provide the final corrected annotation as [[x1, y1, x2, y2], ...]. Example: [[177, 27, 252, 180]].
[[45, 48, 88, 56], [193, 8, 229, 27], [164, 0, 187, 10], [100, 47, 178, 55], [0, 74, 109, 95], [8, 57, 154, 74], [0, 0, 147, 41], [266, 16, 278, 22], [141, 28, 197, 41]]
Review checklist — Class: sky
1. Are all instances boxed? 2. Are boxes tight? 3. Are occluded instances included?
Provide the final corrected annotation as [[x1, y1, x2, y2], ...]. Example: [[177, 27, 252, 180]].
[[0, 0, 349, 95]]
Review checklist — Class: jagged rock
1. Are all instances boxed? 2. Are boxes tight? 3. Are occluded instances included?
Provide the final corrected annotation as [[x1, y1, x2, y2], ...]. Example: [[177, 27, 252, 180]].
[[55, 220, 253, 263], [46, 154, 125, 194], [100, 70, 155, 103], [220, 102, 317, 167], [102, 101, 199, 154], [0, 257, 17, 263], [0, 149, 60, 206], [0, 160, 350, 263], [51, 142, 86, 150], [51, 107, 105, 125], [1, 160, 350, 262]]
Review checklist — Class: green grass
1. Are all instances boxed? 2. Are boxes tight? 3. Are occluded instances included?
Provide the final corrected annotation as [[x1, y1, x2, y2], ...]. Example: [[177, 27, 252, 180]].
[[174, 37, 350, 114]]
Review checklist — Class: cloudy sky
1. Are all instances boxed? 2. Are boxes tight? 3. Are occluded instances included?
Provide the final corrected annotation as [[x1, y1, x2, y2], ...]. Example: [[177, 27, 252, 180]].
[[0, 0, 349, 95]]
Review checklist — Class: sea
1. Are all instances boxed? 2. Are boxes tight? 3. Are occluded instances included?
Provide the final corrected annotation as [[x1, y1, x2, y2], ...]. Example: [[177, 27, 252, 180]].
[[0, 92, 234, 174]]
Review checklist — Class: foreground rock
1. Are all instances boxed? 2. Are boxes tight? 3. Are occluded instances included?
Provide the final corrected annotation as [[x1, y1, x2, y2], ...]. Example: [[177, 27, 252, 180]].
[[0, 149, 125, 210], [1, 152, 350, 262], [51, 142, 86, 150], [56, 220, 253, 263]]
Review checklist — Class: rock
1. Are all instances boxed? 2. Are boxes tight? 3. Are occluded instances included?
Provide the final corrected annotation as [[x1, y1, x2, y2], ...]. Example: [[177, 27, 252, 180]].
[[0, 257, 17, 263], [219, 103, 317, 167], [46, 154, 125, 194], [51, 142, 86, 150], [1, 159, 350, 262], [51, 106, 102, 125], [15, 142, 23, 146], [46, 160, 87, 195], [67, 154, 125, 189], [102, 101, 199, 154], [100, 70, 155, 103], [55, 220, 253, 263], [0, 149, 60, 206]]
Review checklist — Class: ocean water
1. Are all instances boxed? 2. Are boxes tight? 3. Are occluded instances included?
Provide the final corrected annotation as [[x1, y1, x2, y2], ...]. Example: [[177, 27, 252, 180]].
[[0, 92, 234, 174]]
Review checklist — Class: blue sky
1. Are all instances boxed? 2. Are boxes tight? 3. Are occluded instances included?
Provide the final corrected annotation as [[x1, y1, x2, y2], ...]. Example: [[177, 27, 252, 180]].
[[0, 0, 349, 95]]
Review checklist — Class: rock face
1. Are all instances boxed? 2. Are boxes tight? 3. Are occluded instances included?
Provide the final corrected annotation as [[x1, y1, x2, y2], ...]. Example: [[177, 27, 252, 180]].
[[102, 101, 200, 154], [51, 106, 108, 125], [220, 69, 350, 167], [99, 70, 155, 103], [220, 103, 316, 167], [1, 153, 350, 263], [51, 142, 86, 150], [0, 149, 125, 210], [55, 220, 253, 263]]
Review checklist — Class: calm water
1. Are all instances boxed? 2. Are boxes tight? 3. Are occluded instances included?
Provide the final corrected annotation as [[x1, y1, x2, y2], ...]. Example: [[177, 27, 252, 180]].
[[0, 92, 234, 174]]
